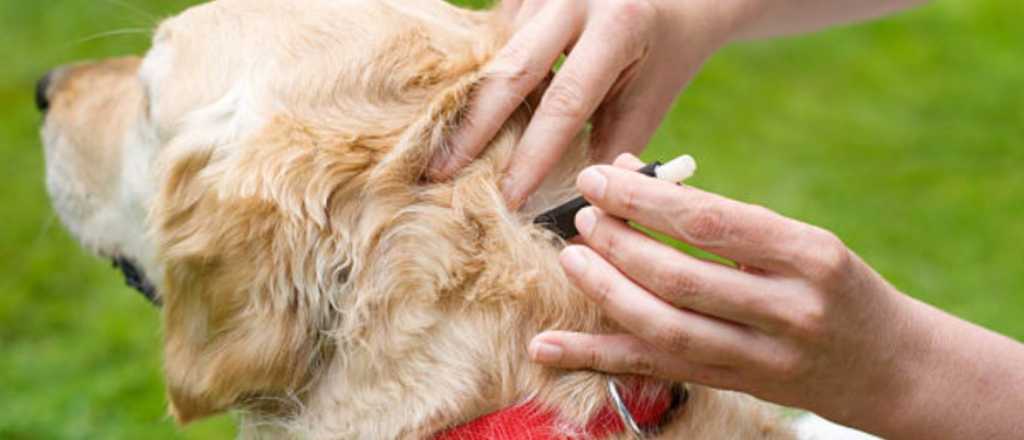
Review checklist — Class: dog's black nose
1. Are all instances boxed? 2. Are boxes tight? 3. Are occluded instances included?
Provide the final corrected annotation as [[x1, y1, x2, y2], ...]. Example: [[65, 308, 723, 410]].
[[36, 70, 54, 113]]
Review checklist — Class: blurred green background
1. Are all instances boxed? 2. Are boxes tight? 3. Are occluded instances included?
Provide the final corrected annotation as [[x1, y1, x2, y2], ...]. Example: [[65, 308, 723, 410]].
[[1, 0, 1020, 438]]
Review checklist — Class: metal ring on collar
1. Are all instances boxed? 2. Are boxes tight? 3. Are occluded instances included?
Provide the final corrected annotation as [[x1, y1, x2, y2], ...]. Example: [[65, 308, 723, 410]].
[[607, 378, 646, 439], [607, 379, 691, 439]]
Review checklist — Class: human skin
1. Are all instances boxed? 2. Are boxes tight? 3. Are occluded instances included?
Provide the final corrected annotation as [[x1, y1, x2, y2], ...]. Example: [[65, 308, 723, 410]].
[[528, 154, 1024, 440], [428, 0, 928, 206], [427, 1, 1024, 437]]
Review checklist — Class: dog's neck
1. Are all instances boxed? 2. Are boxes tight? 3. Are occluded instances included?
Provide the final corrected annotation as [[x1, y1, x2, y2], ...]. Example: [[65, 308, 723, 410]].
[[279, 119, 611, 438]]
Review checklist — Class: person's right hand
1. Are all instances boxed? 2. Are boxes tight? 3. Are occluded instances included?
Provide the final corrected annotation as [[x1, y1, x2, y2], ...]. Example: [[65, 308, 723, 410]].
[[529, 154, 1024, 440], [428, 0, 740, 207], [528, 154, 927, 434]]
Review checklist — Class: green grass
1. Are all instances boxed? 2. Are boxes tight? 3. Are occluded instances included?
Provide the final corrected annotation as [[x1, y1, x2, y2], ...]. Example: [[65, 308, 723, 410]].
[[1, 0, 1020, 438]]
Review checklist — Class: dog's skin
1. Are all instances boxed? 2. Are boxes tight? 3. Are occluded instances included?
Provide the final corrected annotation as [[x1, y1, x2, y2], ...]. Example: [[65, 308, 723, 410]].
[[39, 0, 795, 438]]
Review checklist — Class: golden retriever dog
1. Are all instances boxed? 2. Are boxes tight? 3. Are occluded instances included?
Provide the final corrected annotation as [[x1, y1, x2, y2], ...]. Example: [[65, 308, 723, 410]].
[[38, 0, 796, 438]]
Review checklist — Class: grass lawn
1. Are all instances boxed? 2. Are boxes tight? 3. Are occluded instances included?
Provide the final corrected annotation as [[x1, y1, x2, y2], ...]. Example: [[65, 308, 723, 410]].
[[1, 0, 1020, 438]]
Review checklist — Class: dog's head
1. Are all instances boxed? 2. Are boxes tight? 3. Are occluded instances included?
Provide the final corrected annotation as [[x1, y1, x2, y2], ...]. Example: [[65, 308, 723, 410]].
[[39, 0, 595, 424], [40, 0, 501, 262]]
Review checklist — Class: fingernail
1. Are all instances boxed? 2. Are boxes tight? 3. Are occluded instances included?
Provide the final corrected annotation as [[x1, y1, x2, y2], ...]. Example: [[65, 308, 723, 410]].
[[622, 153, 645, 168], [577, 168, 607, 200], [576, 207, 597, 237], [617, 152, 641, 164], [529, 339, 564, 363], [560, 246, 588, 275]]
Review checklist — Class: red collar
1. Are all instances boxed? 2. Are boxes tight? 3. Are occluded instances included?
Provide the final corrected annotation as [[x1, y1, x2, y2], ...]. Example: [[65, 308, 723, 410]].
[[434, 381, 684, 439]]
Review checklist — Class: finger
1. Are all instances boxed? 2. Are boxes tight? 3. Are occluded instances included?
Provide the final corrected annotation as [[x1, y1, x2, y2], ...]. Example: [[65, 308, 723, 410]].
[[427, 0, 584, 180], [575, 207, 792, 331], [611, 152, 646, 169], [529, 331, 737, 387], [501, 7, 654, 207], [575, 165, 830, 275], [559, 245, 759, 366]]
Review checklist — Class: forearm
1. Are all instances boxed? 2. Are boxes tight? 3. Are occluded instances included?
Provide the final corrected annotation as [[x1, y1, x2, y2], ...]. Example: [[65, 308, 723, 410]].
[[718, 0, 930, 41], [871, 295, 1024, 439]]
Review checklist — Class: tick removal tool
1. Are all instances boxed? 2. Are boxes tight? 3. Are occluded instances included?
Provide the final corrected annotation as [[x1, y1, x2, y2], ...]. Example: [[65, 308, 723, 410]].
[[534, 154, 698, 239]]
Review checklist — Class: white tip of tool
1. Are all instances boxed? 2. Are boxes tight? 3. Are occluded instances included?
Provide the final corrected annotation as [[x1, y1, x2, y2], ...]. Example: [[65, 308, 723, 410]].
[[656, 155, 697, 183]]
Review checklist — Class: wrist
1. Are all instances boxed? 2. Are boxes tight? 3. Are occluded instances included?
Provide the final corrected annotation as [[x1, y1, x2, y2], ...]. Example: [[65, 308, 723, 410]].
[[847, 292, 1024, 440], [880, 297, 1024, 439], [854, 293, 943, 438], [805, 283, 940, 438]]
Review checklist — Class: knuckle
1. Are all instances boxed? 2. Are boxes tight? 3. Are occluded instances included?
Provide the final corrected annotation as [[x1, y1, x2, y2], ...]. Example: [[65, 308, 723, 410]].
[[599, 224, 624, 264], [491, 42, 545, 89], [803, 229, 853, 285], [785, 300, 828, 341], [621, 351, 659, 377], [598, 0, 655, 60], [680, 203, 729, 244], [590, 276, 616, 307], [608, 0, 656, 28], [738, 290, 779, 324], [772, 351, 808, 382], [586, 345, 607, 370], [656, 264, 703, 304], [616, 182, 645, 217], [539, 76, 589, 121], [651, 324, 692, 354]]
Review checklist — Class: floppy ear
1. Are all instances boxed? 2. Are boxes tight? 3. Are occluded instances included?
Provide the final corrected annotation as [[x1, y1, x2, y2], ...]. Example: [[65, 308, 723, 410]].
[[367, 70, 527, 195], [152, 120, 380, 423], [155, 156, 310, 422], [161, 248, 319, 423]]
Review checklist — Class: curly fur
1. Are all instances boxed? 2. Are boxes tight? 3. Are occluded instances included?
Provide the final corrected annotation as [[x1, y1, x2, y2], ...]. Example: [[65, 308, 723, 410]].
[[39, 0, 795, 438]]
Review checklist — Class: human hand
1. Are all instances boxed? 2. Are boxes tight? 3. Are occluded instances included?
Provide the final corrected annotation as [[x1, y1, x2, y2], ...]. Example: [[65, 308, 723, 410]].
[[428, 0, 736, 207], [528, 154, 935, 436]]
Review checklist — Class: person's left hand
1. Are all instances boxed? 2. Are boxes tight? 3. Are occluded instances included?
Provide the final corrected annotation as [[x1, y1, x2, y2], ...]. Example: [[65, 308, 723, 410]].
[[427, 0, 733, 207]]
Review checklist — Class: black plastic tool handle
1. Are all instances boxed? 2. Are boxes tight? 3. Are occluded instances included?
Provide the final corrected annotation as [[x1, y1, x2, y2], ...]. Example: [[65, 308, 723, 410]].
[[534, 161, 661, 239]]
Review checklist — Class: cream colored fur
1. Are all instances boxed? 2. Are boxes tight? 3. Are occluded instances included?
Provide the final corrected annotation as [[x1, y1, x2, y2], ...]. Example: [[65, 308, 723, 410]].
[[40, 0, 795, 438]]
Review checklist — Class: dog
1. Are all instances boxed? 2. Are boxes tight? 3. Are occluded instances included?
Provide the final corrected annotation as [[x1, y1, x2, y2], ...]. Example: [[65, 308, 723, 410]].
[[37, 0, 796, 438]]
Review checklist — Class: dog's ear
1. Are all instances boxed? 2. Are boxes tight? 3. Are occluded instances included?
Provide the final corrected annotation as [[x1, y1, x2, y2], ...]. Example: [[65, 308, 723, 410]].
[[161, 247, 319, 423], [156, 163, 314, 422], [371, 75, 483, 186], [152, 120, 380, 423]]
